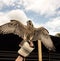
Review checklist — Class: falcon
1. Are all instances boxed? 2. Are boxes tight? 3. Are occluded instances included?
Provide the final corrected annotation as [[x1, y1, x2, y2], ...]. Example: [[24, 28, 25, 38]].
[[0, 20, 55, 51]]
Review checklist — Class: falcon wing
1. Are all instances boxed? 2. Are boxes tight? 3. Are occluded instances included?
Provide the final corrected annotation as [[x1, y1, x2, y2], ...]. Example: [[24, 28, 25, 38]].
[[0, 20, 27, 39], [33, 27, 55, 51]]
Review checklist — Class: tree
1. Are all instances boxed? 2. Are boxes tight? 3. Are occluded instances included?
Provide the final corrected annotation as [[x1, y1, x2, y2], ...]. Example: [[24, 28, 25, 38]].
[[55, 33, 60, 37]]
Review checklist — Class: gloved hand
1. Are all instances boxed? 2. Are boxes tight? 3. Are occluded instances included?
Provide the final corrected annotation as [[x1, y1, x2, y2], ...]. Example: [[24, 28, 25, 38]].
[[18, 41, 35, 57]]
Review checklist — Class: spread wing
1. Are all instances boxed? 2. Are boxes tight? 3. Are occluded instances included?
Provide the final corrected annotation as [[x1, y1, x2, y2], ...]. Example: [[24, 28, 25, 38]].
[[33, 27, 55, 51], [0, 20, 27, 39]]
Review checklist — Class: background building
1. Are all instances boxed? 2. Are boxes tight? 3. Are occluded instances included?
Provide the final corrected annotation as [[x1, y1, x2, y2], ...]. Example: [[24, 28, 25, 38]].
[[0, 34, 60, 61]]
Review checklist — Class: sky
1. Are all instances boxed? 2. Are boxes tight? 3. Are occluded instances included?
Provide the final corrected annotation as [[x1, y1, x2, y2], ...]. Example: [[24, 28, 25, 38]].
[[0, 0, 60, 35]]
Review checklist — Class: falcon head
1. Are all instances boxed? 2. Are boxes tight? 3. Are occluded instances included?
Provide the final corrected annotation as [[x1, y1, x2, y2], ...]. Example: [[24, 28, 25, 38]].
[[27, 20, 34, 27]]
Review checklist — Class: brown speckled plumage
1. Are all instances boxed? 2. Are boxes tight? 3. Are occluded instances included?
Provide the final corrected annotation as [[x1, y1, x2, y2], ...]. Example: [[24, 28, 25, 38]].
[[0, 20, 55, 51]]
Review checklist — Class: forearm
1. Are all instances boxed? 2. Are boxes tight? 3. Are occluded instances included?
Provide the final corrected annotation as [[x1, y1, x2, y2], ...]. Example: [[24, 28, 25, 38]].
[[15, 41, 34, 61]]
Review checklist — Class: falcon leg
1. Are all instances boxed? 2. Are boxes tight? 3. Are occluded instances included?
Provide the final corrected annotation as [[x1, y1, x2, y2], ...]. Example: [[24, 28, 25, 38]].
[[19, 34, 27, 47], [19, 40, 25, 47], [24, 34, 27, 41], [29, 36, 34, 47]]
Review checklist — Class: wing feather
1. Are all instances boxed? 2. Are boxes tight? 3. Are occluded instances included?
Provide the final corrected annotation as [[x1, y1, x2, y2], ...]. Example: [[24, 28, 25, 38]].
[[0, 20, 27, 39], [33, 27, 55, 51]]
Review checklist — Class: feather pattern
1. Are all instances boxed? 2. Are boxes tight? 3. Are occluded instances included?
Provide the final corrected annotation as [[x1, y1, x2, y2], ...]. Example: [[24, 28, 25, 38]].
[[0, 20, 55, 51]]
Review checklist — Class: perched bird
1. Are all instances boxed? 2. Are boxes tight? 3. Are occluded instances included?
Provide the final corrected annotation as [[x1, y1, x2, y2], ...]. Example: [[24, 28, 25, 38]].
[[0, 20, 55, 51]]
